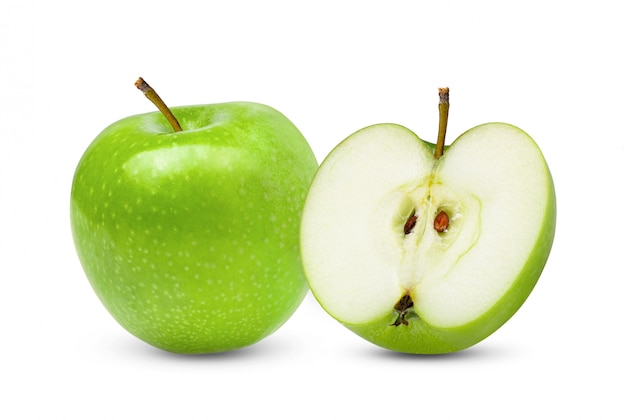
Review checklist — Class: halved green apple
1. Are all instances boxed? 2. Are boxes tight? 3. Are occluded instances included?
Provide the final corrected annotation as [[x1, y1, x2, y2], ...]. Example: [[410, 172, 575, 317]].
[[300, 98, 556, 354]]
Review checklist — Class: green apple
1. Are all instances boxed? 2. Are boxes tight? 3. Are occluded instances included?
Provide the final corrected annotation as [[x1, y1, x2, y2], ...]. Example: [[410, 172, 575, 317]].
[[300, 89, 556, 354], [71, 80, 318, 353]]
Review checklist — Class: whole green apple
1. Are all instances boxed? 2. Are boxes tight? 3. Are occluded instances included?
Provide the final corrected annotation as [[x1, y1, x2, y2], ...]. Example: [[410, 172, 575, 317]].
[[300, 89, 556, 354], [71, 82, 318, 353]]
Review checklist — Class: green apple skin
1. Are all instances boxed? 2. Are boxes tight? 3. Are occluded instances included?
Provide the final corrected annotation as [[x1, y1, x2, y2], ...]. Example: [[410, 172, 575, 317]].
[[71, 102, 318, 354], [301, 123, 556, 354]]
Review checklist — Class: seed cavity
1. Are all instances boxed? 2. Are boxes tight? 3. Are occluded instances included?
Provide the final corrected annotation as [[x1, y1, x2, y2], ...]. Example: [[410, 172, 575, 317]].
[[390, 294, 415, 327], [434, 210, 449, 233]]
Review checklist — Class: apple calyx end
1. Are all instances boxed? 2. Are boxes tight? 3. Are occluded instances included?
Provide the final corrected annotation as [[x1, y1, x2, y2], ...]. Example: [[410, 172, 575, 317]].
[[390, 294, 416, 327]]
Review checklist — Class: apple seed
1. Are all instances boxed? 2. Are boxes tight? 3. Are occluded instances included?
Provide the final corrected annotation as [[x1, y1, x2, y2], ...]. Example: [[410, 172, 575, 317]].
[[403, 211, 418, 235], [434, 210, 449, 233]]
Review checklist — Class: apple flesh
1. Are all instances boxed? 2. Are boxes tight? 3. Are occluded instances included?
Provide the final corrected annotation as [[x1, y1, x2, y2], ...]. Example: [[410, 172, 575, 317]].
[[71, 102, 318, 353], [300, 122, 556, 353]]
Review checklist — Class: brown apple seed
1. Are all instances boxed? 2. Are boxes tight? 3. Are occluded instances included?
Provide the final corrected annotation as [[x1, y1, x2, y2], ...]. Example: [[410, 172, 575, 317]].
[[434, 210, 449, 233], [403, 213, 418, 235]]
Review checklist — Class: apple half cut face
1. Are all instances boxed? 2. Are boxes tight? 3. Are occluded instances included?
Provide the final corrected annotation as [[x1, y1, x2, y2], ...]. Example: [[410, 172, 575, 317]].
[[300, 122, 556, 354]]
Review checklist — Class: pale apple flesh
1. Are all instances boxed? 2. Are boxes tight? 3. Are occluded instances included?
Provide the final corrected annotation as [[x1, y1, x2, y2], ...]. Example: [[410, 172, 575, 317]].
[[300, 123, 556, 353]]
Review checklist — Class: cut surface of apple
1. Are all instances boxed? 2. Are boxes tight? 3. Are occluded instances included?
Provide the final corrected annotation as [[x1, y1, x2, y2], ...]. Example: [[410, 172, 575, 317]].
[[300, 122, 556, 353]]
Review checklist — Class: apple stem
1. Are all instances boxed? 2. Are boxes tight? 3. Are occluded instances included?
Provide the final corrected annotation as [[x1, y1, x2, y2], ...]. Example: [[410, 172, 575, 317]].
[[434, 87, 449, 159], [135, 77, 183, 132]]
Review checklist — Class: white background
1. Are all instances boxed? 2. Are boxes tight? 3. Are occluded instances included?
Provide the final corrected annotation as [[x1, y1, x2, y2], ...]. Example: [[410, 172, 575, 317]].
[[1, 0, 624, 418]]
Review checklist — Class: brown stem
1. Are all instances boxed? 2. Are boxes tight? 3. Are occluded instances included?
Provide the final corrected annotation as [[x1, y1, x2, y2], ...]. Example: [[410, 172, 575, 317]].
[[434, 87, 449, 159], [135, 77, 182, 132]]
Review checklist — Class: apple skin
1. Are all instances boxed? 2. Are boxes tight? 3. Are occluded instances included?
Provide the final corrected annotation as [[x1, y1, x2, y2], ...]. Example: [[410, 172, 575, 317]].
[[71, 102, 318, 354], [301, 123, 556, 354]]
